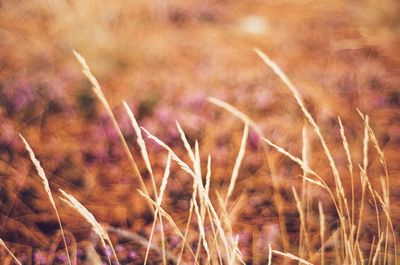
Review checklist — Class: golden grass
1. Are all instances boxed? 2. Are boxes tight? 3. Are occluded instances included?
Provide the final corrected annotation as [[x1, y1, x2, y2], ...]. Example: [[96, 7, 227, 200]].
[[271, 249, 313, 265], [19, 135, 72, 265], [255, 49, 350, 230], [59, 188, 120, 265], [142, 154, 171, 265], [0, 239, 22, 265], [73, 50, 150, 205], [7, 46, 397, 264], [177, 199, 195, 265], [0, 0, 397, 263], [225, 123, 249, 204], [143, 120, 250, 264], [292, 187, 311, 259], [338, 117, 355, 230], [123, 101, 167, 265], [319, 201, 325, 265], [267, 244, 272, 265], [138, 189, 198, 262], [299, 126, 309, 260], [208, 49, 397, 264], [359, 110, 397, 265]]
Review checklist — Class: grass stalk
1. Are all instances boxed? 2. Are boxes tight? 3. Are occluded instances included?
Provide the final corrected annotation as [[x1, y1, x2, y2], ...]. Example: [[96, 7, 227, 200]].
[[0, 239, 22, 265], [20, 135, 73, 265], [73, 51, 151, 208], [59, 189, 120, 265]]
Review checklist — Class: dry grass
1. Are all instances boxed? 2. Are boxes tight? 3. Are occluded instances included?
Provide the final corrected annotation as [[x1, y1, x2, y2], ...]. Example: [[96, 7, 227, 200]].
[[19, 135, 72, 265], [319, 201, 325, 265], [1, 2, 399, 262], [64, 50, 396, 264], [1, 48, 395, 264], [0, 239, 22, 265], [208, 49, 397, 264], [59, 188, 120, 265], [271, 249, 313, 265], [73, 50, 150, 206]]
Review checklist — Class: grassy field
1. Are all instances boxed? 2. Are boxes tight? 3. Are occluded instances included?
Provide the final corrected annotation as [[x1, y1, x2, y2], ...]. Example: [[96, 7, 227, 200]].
[[0, 0, 399, 264]]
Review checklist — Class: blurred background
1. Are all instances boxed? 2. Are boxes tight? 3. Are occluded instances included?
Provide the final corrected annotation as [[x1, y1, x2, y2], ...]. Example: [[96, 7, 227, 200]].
[[0, 0, 399, 263]]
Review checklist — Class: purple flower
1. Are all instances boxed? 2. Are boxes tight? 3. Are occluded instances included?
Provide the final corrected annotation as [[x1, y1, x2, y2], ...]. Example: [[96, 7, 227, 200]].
[[0, 121, 16, 145], [104, 245, 112, 257], [128, 250, 138, 260], [248, 129, 260, 150], [264, 224, 279, 244], [55, 253, 67, 262], [169, 235, 180, 248], [91, 124, 107, 140], [104, 122, 119, 142], [371, 94, 387, 108], [33, 250, 48, 265], [115, 244, 126, 253], [45, 79, 65, 100], [77, 248, 84, 257], [181, 91, 206, 109], [254, 90, 273, 110], [239, 231, 252, 244], [20, 253, 28, 262], [10, 80, 37, 111], [155, 106, 175, 125]]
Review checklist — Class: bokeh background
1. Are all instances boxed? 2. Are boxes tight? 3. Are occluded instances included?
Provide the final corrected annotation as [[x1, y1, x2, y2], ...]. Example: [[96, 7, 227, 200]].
[[0, 0, 399, 263]]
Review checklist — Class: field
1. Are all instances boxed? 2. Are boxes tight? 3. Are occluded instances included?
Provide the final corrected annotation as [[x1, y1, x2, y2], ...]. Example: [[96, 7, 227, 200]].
[[0, 0, 399, 264]]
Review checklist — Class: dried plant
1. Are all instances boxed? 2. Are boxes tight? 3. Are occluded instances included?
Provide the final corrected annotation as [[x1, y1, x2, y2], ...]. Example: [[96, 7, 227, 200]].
[[59, 189, 120, 265], [0, 239, 22, 265], [19, 135, 72, 265]]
